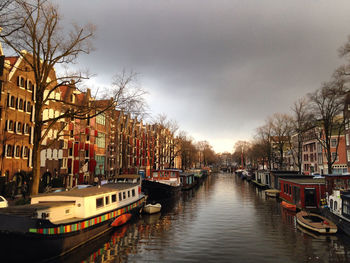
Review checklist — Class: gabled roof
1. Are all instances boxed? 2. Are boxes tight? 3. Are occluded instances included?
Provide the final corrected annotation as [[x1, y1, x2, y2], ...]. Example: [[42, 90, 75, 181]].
[[4, 56, 19, 71]]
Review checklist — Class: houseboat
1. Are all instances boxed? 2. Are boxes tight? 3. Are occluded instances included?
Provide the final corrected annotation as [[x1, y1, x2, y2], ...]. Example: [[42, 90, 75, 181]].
[[0, 175, 145, 262], [191, 169, 205, 184], [279, 177, 325, 210], [252, 170, 270, 189], [180, 172, 197, 190], [142, 169, 181, 200], [322, 174, 350, 236], [268, 170, 301, 190]]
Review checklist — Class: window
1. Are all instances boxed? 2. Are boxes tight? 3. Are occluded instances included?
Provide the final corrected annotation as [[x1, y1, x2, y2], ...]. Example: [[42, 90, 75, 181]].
[[105, 196, 110, 205], [348, 150, 350, 163], [119, 192, 122, 201], [111, 194, 117, 203], [8, 120, 14, 131], [16, 122, 21, 133], [128, 191, 130, 198], [318, 153, 323, 164], [330, 199, 333, 210], [331, 138, 337, 148], [96, 197, 104, 208], [334, 201, 338, 211], [332, 152, 338, 162], [10, 96, 15, 108], [132, 189, 135, 197], [27, 102, 31, 112], [23, 147, 29, 158], [123, 192, 126, 199], [24, 124, 29, 134], [6, 145, 13, 157], [96, 132, 105, 148], [96, 112, 106, 125], [347, 133, 350, 147]]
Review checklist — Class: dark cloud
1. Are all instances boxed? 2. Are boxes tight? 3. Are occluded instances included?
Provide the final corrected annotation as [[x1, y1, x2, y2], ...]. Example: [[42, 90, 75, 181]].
[[55, 0, 350, 152]]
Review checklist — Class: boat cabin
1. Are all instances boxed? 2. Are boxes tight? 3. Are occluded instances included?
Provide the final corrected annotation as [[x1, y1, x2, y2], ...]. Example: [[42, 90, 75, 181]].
[[254, 170, 270, 188], [269, 170, 301, 190], [147, 169, 181, 187], [30, 181, 142, 224], [325, 174, 350, 220], [180, 172, 196, 190], [279, 177, 325, 209]]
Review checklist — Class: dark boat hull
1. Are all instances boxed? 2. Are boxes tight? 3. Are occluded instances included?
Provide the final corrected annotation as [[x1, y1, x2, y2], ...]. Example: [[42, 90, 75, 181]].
[[322, 208, 350, 236], [0, 197, 145, 262], [142, 180, 181, 200]]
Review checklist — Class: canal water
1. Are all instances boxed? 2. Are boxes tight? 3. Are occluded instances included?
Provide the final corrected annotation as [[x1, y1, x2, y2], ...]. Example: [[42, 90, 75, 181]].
[[56, 173, 350, 263]]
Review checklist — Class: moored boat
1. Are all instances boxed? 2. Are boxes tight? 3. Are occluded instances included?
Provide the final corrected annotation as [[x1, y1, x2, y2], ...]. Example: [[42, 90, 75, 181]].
[[142, 169, 181, 200], [180, 172, 197, 190], [0, 174, 145, 262], [296, 211, 337, 234], [143, 203, 162, 214], [265, 189, 280, 198], [281, 201, 297, 212]]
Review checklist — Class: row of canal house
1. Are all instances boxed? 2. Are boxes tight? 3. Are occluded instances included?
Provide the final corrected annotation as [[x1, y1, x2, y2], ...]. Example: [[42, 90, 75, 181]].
[[0, 45, 181, 193]]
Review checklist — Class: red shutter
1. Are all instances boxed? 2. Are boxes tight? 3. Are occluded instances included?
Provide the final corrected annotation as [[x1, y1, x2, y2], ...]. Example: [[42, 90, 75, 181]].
[[68, 158, 72, 168], [79, 142, 84, 150], [74, 143, 79, 157], [73, 160, 79, 174], [68, 140, 73, 149]]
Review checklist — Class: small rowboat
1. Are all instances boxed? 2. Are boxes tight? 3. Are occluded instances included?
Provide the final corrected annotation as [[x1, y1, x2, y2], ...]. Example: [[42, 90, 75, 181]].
[[143, 203, 162, 214], [281, 201, 297, 212], [265, 189, 280, 198], [296, 211, 337, 234]]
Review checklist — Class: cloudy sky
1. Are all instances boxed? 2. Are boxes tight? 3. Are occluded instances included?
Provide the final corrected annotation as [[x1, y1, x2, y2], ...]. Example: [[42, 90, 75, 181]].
[[55, 0, 350, 153]]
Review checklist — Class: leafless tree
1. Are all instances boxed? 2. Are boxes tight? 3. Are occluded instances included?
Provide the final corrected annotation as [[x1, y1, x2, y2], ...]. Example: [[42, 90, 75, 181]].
[[268, 113, 294, 170], [0, 0, 146, 194], [255, 122, 273, 170], [289, 97, 313, 173], [308, 77, 347, 174]]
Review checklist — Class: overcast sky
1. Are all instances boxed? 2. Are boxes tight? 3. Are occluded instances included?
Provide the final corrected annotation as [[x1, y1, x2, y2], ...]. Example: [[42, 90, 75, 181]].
[[55, 0, 350, 153]]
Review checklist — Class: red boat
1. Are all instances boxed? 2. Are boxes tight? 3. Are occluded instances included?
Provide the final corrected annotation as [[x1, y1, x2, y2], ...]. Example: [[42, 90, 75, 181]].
[[281, 201, 297, 212]]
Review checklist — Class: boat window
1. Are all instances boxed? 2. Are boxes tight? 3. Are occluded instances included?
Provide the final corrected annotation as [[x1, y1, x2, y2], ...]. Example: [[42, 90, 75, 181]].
[[65, 209, 70, 214], [153, 172, 158, 178], [343, 199, 350, 216], [123, 192, 126, 199], [119, 192, 122, 201], [96, 197, 104, 208], [112, 194, 117, 203], [330, 199, 333, 210], [105, 196, 110, 205], [128, 191, 130, 198], [334, 201, 338, 210], [132, 189, 135, 197]]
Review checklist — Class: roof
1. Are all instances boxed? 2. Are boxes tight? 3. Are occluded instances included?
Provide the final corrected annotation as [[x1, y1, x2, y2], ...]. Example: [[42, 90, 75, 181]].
[[33, 183, 137, 198], [0, 201, 75, 215], [180, 172, 194, 177], [4, 56, 19, 71], [280, 177, 325, 185], [113, 174, 140, 179]]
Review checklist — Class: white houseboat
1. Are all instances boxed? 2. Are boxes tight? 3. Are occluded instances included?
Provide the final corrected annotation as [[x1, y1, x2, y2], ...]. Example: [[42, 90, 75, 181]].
[[0, 174, 145, 262]]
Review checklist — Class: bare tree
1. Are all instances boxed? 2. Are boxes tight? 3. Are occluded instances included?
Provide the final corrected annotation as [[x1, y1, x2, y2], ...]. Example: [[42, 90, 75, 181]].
[[0, 0, 146, 194], [152, 114, 179, 169], [288, 98, 313, 173], [308, 77, 347, 174], [268, 113, 293, 170], [255, 123, 273, 170]]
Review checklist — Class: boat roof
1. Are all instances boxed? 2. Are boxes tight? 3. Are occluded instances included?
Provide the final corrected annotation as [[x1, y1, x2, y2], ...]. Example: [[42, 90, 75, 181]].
[[180, 172, 194, 177], [33, 183, 137, 198], [280, 178, 325, 185], [0, 201, 75, 215], [113, 174, 140, 179]]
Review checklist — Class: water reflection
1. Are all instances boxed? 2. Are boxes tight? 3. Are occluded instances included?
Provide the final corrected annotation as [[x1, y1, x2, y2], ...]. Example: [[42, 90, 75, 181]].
[[55, 173, 350, 263]]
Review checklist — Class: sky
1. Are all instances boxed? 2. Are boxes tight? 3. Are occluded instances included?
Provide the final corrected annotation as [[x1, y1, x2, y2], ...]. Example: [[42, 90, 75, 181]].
[[54, 0, 350, 153]]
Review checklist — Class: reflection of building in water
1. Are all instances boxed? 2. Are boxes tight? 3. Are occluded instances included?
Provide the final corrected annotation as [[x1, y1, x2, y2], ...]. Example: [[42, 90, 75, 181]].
[[82, 213, 174, 263]]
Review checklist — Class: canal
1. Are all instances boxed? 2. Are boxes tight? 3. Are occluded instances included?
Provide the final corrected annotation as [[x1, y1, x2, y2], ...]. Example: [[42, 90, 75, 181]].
[[56, 173, 350, 263]]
